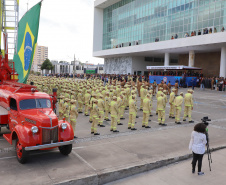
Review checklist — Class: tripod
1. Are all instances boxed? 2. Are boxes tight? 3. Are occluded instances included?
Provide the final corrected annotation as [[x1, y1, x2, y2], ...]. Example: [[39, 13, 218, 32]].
[[206, 131, 212, 171]]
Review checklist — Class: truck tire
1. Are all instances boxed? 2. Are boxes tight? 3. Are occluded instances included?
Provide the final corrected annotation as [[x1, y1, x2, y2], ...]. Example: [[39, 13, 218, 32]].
[[58, 144, 72, 155], [16, 139, 28, 164]]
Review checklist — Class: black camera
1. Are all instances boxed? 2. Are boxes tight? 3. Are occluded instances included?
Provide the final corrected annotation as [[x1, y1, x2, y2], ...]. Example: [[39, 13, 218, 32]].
[[201, 116, 211, 125]]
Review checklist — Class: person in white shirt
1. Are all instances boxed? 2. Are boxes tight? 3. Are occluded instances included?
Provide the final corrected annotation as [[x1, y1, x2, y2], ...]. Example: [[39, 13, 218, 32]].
[[189, 123, 207, 175]]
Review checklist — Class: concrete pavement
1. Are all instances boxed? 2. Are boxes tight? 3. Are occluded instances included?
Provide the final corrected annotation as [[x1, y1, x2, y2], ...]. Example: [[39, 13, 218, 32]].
[[0, 88, 225, 185], [106, 148, 226, 185]]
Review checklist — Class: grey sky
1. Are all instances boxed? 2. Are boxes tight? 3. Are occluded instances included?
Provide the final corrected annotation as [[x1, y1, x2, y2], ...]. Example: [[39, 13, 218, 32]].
[[20, 0, 103, 64]]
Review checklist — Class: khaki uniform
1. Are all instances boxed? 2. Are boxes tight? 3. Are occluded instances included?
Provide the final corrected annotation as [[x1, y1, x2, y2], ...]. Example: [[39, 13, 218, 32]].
[[156, 90, 162, 113], [140, 87, 145, 109], [169, 92, 175, 117], [142, 97, 151, 127], [174, 96, 184, 123], [98, 98, 105, 126], [63, 101, 69, 122], [104, 96, 110, 120], [84, 92, 91, 116], [91, 103, 100, 134], [157, 96, 166, 124], [59, 99, 64, 120], [70, 103, 78, 136], [128, 99, 137, 129], [117, 97, 123, 124], [110, 101, 119, 131], [183, 93, 193, 121], [120, 94, 126, 119], [77, 92, 83, 112]]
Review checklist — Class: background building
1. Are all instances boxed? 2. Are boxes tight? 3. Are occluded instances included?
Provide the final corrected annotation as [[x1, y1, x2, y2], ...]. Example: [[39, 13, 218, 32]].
[[50, 60, 104, 75], [32, 45, 48, 72], [93, 0, 226, 77]]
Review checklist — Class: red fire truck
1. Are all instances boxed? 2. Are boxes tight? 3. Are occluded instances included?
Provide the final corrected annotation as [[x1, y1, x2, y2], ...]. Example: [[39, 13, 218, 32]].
[[0, 55, 74, 164]]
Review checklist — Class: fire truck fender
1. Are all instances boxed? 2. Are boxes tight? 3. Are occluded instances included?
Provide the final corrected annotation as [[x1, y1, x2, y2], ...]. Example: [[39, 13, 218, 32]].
[[11, 124, 35, 147], [58, 120, 74, 141]]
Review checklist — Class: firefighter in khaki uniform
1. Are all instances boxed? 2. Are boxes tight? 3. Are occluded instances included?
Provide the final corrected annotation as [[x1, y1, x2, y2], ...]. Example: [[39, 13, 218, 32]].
[[89, 93, 97, 123], [156, 87, 163, 115], [128, 95, 137, 130], [77, 90, 84, 113], [183, 89, 194, 123], [169, 89, 176, 118], [120, 92, 126, 120], [58, 95, 65, 120], [148, 90, 153, 117], [70, 100, 78, 138], [110, 96, 119, 132], [140, 85, 145, 110], [117, 95, 124, 125], [63, 98, 70, 122], [142, 94, 151, 128], [84, 90, 91, 116], [91, 99, 100, 135], [104, 92, 111, 121], [98, 94, 105, 127], [157, 93, 167, 126], [174, 92, 184, 124]]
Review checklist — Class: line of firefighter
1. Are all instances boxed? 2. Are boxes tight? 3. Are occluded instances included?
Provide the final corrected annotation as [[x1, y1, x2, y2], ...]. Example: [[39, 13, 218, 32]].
[[27, 75, 194, 136]]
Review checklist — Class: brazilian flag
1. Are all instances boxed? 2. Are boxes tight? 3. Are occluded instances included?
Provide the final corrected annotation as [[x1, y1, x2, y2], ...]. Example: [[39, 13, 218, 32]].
[[13, 2, 41, 83]]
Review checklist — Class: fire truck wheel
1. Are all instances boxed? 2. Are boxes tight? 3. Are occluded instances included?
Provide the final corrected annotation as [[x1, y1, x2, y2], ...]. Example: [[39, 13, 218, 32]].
[[58, 144, 72, 155], [15, 139, 28, 164]]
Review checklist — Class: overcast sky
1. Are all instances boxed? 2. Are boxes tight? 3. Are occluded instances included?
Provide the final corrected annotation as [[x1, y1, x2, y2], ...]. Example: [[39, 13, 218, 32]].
[[20, 0, 103, 64]]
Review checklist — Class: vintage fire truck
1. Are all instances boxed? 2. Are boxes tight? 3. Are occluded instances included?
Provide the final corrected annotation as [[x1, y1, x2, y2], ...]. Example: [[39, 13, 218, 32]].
[[0, 55, 74, 163]]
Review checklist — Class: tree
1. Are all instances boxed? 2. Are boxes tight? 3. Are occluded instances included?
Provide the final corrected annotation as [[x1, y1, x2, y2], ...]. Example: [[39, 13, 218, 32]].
[[41, 59, 54, 74]]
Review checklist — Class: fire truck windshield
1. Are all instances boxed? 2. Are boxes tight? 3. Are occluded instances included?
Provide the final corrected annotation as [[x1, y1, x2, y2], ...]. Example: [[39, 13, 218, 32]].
[[19, 99, 51, 110]]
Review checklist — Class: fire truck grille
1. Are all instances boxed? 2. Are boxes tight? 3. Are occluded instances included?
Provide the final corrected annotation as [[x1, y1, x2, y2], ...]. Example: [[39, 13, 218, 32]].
[[42, 127, 58, 144]]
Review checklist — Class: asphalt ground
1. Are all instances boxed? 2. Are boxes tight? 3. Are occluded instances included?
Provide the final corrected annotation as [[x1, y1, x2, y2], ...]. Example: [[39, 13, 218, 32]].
[[0, 87, 226, 185]]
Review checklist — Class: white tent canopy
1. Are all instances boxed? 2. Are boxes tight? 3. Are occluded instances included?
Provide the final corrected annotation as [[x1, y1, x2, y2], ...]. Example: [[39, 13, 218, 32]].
[[146, 65, 202, 70]]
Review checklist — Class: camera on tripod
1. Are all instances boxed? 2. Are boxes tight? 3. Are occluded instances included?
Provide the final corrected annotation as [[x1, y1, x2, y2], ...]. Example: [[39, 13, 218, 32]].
[[201, 116, 211, 125]]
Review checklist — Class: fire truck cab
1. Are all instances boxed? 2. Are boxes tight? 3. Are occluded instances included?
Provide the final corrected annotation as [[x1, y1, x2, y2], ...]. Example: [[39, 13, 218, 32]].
[[0, 81, 74, 163]]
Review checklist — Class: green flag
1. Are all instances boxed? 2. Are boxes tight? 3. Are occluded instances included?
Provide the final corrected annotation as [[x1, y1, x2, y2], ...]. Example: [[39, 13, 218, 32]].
[[13, 2, 41, 83]]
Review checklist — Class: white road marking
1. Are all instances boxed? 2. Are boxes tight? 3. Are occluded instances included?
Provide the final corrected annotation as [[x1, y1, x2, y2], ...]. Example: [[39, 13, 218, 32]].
[[0, 156, 16, 160], [72, 150, 96, 171]]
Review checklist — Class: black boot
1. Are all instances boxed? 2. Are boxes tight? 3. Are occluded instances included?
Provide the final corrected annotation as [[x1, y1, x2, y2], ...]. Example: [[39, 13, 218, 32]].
[[113, 130, 119, 132], [131, 128, 137, 130], [94, 133, 100, 135], [100, 125, 105, 127], [117, 123, 123, 125]]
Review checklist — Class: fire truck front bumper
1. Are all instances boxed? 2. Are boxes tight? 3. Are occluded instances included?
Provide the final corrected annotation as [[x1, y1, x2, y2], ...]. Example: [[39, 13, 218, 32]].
[[24, 140, 74, 151]]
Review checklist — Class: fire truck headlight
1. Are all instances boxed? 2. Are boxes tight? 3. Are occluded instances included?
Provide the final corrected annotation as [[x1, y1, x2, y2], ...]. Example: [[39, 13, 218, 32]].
[[61, 123, 67, 130], [31, 126, 39, 134]]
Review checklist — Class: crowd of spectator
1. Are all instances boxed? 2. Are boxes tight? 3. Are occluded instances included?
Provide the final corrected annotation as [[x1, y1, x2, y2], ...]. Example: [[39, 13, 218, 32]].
[[150, 71, 202, 77], [196, 77, 226, 91], [171, 26, 225, 40]]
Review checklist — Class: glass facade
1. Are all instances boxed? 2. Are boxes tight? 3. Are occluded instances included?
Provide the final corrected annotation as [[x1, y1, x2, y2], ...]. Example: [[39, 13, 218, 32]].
[[102, 0, 226, 50]]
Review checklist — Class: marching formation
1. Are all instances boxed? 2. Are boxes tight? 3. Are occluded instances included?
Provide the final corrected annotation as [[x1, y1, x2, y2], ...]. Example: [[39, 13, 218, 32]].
[[27, 75, 194, 137]]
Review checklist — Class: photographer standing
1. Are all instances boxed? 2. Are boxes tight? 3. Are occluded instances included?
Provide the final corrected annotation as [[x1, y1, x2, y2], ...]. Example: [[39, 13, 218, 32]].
[[189, 123, 207, 175]]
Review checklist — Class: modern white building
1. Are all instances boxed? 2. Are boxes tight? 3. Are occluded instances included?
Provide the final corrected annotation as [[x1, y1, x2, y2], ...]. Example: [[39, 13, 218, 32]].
[[93, 0, 226, 77]]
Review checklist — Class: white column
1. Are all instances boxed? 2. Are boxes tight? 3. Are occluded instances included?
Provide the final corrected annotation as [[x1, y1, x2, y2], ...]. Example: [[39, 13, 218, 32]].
[[220, 47, 226, 78], [164, 53, 170, 66], [189, 51, 195, 67]]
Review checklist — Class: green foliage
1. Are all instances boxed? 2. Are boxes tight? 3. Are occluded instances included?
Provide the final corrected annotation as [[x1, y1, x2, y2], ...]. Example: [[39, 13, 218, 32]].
[[41, 59, 54, 71]]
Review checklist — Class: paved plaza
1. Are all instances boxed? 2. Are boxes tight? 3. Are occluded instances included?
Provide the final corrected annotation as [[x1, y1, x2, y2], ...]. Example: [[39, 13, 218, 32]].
[[0, 88, 226, 185]]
